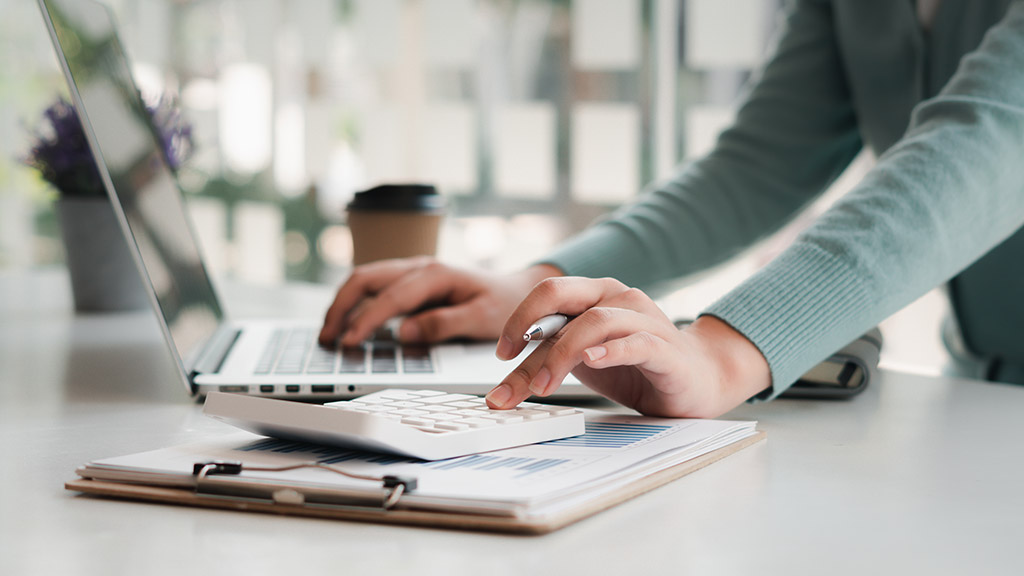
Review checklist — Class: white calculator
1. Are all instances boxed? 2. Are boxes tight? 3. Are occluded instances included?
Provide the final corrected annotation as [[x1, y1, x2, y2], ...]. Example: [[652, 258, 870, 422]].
[[203, 390, 585, 461]]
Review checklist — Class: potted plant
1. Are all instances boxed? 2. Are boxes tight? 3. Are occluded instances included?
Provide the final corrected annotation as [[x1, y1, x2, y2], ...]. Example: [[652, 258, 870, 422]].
[[23, 95, 192, 312]]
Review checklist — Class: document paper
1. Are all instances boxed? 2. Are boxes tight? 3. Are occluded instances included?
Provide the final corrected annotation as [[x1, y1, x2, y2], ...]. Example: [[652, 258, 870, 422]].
[[78, 412, 759, 519]]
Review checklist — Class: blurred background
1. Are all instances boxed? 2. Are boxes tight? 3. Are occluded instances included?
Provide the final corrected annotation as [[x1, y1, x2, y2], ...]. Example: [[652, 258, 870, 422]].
[[0, 0, 948, 371], [1, 0, 786, 283]]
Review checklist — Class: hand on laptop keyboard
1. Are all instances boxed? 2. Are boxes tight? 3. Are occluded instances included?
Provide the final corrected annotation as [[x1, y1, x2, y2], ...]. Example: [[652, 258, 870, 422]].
[[256, 328, 434, 375]]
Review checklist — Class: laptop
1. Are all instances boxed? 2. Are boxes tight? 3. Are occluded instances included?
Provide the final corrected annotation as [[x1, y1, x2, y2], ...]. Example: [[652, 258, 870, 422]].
[[38, 0, 589, 401]]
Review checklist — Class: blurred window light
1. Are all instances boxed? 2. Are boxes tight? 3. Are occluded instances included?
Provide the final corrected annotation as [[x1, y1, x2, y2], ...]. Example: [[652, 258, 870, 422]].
[[318, 225, 354, 267], [284, 230, 311, 266], [571, 103, 640, 205], [500, 213, 567, 272], [181, 79, 220, 111], [419, 103, 478, 195], [4, 0, 790, 285], [321, 144, 364, 220], [129, 0, 171, 68], [571, 0, 640, 71], [360, 105, 408, 184], [219, 63, 273, 176], [685, 105, 736, 160], [130, 63, 165, 101], [423, 0, 477, 68], [274, 103, 309, 197], [289, 0, 335, 66], [235, 202, 284, 284], [351, 0, 402, 69], [492, 102, 557, 200], [0, 196, 33, 269], [304, 100, 334, 182], [187, 197, 229, 279], [685, 0, 770, 69]]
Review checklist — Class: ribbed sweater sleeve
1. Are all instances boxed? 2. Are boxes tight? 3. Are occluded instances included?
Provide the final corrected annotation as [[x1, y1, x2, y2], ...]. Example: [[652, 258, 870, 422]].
[[542, 1, 1024, 400], [543, 1, 861, 293], [708, 1, 1024, 398]]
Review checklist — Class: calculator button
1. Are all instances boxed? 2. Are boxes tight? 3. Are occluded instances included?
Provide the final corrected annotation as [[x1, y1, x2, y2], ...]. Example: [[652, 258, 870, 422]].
[[512, 409, 550, 420], [401, 417, 434, 427], [379, 391, 420, 400], [538, 406, 578, 416], [352, 396, 392, 404], [416, 394, 476, 404], [480, 413, 524, 424], [421, 413, 461, 422], [456, 417, 498, 428], [393, 409, 428, 417]]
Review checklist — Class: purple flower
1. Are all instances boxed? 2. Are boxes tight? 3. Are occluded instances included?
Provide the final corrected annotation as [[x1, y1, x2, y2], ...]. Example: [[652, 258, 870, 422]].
[[23, 95, 194, 197]]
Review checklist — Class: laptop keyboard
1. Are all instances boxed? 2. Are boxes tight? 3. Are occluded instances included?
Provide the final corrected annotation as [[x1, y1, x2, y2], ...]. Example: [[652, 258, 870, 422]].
[[254, 329, 435, 375]]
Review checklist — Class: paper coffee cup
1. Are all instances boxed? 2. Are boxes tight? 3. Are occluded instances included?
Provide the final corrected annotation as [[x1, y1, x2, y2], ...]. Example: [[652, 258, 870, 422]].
[[346, 184, 447, 266]]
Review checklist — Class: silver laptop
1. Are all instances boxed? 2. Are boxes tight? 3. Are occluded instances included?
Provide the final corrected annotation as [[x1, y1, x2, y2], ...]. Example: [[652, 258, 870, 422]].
[[39, 0, 589, 400]]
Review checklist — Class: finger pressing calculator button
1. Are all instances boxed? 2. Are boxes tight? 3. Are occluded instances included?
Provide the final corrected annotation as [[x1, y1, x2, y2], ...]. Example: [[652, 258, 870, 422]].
[[538, 406, 578, 416], [511, 409, 550, 420], [480, 413, 523, 424]]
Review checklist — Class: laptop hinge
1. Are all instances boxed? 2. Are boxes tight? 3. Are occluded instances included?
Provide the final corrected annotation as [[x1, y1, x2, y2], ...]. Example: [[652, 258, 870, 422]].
[[193, 328, 242, 376]]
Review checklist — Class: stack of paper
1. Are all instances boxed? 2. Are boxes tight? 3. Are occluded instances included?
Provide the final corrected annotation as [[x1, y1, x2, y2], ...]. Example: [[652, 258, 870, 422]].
[[70, 412, 762, 533]]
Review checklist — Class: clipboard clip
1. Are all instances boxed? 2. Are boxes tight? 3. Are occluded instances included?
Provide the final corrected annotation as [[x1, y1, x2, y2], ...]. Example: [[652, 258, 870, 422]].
[[192, 460, 418, 510]]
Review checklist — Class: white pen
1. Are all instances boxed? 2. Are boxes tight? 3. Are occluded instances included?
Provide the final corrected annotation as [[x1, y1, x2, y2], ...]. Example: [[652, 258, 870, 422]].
[[523, 314, 569, 341]]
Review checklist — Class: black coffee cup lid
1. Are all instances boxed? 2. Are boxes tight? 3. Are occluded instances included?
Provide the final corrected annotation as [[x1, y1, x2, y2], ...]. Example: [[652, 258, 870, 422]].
[[346, 184, 446, 212]]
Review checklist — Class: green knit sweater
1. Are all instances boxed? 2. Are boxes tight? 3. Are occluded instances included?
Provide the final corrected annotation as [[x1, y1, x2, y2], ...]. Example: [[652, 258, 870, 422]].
[[542, 0, 1024, 399]]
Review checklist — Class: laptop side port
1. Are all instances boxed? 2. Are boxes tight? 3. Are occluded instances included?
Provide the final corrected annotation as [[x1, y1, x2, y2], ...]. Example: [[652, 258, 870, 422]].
[[311, 385, 334, 394], [285, 385, 301, 393], [259, 385, 274, 394]]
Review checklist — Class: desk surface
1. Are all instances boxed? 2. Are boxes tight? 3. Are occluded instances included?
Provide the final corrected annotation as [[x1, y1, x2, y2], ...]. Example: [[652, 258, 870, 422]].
[[1, 270, 1022, 575]]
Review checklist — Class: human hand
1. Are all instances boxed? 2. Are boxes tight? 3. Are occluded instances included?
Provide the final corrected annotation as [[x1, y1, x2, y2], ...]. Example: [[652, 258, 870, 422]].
[[319, 258, 562, 347], [485, 277, 772, 418]]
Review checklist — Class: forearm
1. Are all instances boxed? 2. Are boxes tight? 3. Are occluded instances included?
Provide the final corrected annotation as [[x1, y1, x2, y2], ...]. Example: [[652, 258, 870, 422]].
[[709, 2, 1024, 397], [543, 0, 861, 292]]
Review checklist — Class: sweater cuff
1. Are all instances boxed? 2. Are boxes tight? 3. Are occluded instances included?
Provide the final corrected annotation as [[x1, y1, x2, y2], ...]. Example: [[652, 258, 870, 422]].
[[703, 242, 873, 401]]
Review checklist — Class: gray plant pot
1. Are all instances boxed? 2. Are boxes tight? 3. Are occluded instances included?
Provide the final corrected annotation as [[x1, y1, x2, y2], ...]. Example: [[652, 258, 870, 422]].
[[56, 196, 150, 313]]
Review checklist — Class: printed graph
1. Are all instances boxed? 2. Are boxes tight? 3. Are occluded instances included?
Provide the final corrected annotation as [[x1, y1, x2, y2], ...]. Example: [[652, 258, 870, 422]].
[[237, 438, 570, 477], [237, 421, 674, 478], [541, 421, 672, 449]]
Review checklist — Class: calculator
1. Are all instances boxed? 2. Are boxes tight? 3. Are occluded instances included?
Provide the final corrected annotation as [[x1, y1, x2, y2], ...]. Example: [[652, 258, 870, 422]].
[[203, 389, 585, 461]]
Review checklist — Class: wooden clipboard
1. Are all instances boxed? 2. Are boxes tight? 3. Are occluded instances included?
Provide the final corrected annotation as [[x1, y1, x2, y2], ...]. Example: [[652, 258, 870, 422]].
[[65, 431, 765, 535]]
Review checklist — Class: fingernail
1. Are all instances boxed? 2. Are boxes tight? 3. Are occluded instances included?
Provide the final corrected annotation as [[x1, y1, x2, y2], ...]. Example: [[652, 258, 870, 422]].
[[528, 367, 551, 396], [398, 321, 420, 342], [495, 336, 514, 360], [585, 346, 607, 362], [486, 383, 513, 407]]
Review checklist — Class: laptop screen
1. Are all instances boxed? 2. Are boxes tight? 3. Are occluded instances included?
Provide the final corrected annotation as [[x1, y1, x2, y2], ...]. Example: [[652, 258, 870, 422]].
[[41, 0, 224, 369]]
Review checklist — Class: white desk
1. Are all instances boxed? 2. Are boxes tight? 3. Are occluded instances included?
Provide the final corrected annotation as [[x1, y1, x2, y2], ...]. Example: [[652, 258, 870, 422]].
[[2, 270, 1022, 575]]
